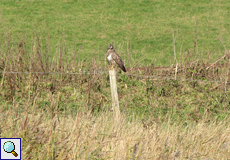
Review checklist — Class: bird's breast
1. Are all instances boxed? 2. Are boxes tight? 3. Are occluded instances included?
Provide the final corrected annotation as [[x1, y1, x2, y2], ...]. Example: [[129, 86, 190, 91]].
[[107, 54, 112, 61]]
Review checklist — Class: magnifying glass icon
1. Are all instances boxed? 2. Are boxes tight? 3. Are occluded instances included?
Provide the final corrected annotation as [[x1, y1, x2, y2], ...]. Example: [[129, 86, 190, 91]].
[[3, 141, 18, 157]]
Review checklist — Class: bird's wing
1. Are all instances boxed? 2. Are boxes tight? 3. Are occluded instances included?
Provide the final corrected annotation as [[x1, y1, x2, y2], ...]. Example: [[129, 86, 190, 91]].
[[112, 52, 126, 72]]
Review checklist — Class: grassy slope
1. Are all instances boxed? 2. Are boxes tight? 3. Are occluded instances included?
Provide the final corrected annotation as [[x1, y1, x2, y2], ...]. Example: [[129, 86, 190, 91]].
[[0, 0, 230, 66]]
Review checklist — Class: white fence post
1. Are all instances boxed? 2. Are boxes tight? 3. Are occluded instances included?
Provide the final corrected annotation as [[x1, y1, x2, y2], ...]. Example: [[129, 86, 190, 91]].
[[109, 68, 120, 120]]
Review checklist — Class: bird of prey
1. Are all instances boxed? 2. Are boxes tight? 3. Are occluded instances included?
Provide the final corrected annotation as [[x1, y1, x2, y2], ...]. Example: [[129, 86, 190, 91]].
[[106, 44, 127, 72]]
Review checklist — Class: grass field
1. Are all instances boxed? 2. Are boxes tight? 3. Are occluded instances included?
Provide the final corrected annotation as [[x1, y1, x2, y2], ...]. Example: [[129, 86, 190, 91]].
[[1, 0, 230, 66], [1, 0, 230, 159]]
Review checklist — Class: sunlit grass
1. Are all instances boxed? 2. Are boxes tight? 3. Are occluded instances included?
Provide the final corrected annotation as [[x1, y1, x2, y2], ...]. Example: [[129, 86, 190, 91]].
[[0, 0, 230, 66]]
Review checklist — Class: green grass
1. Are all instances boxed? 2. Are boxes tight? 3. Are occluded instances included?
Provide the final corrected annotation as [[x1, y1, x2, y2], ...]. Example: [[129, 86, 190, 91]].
[[1, 0, 230, 66], [1, 1, 230, 158]]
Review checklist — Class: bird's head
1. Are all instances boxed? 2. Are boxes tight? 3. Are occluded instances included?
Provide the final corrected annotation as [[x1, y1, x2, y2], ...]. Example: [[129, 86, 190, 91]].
[[107, 44, 114, 51]]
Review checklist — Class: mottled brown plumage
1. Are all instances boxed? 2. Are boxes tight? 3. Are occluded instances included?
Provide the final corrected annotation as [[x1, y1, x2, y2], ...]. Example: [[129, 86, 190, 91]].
[[106, 44, 126, 72]]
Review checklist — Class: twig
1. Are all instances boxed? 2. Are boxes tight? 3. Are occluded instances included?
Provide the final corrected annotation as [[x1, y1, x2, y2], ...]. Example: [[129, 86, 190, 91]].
[[206, 52, 228, 70], [174, 63, 178, 80]]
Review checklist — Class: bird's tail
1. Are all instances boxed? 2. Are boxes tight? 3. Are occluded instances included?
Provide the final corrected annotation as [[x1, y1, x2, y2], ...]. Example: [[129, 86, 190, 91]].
[[120, 65, 127, 72]]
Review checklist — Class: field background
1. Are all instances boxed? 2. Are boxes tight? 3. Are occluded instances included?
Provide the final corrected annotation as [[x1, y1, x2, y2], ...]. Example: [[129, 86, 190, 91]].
[[1, 0, 230, 66], [1, 0, 230, 159]]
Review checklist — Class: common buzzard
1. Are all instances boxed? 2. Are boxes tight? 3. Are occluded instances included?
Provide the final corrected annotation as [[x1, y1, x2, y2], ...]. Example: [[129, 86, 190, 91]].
[[106, 44, 126, 72]]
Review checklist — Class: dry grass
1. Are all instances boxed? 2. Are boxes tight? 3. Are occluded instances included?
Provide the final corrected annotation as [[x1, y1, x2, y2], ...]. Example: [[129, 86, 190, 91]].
[[1, 104, 230, 159]]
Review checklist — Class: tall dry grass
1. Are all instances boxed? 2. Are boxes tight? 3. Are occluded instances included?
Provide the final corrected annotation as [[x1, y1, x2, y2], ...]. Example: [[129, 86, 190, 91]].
[[1, 103, 230, 159]]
